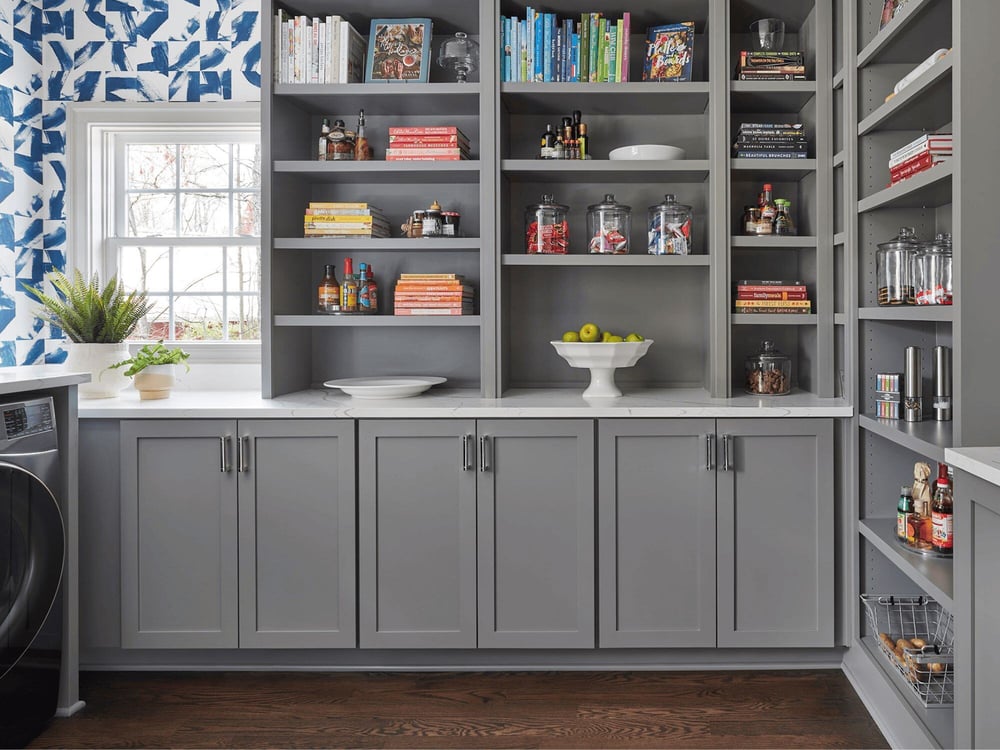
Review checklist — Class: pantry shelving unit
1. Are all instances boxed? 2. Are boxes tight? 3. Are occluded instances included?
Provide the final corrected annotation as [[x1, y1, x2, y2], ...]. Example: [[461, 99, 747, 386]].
[[841, 1, 1000, 748]]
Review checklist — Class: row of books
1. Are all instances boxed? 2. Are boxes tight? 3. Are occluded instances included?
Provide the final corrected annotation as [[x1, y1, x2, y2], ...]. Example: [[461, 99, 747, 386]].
[[888, 133, 952, 186], [386, 126, 471, 162], [736, 51, 807, 81], [734, 122, 808, 159], [734, 279, 812, 314], [394, 274, 474, 316], [303, 202, 390, 238], [273, 12, 365, 84]]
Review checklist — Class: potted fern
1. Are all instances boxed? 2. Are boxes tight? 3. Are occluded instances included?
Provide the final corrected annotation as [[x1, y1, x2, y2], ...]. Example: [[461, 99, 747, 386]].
[[111, 341, 190, 400], [25, 270, 154, 399]]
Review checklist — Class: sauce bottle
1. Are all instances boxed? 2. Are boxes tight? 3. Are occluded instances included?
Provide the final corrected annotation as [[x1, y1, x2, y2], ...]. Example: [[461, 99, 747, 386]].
[[366, 264, 378, 313], [931, 463, 954, 555], [540, 123, 557, 159], [341, 257, 358, 312], [354, 108, 370, 161], [358, 263, 372, 313], [896, 486, 913, 541], [758, 183, 777, 233], [317, 264, 340, 313]]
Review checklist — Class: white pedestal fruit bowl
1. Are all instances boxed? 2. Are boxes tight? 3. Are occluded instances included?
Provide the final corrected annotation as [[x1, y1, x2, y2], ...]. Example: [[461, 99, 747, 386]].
[[550, 340, 653, 398]]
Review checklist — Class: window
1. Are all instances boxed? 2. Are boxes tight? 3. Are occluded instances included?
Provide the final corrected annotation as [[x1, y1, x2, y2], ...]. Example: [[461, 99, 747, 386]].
[[69, 104, 261, 359]]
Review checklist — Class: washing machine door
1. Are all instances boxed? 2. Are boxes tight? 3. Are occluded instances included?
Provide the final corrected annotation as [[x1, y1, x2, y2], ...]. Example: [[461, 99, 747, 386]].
[[0, 463, 65, 680]]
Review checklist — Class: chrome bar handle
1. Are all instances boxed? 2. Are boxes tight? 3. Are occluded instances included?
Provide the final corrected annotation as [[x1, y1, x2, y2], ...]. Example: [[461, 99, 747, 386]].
[[721, 434, 732, 472], [706, 434, 716, 471], [220, 436, 232, 473], [479, 435, 490, 473], [238, 435, 250, 473], [462, 434, 471, 471]]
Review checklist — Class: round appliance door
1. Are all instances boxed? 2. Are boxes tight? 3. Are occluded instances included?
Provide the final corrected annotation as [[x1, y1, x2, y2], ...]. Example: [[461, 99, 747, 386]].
[[0, 463, 65, 680]]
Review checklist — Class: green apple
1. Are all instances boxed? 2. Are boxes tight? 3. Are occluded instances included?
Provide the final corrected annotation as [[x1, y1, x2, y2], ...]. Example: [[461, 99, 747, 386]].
[[561, 330, 580, 342], [579, 323, 601, 343], [608, 335, 624, 343], [601, 331, 614, 342], [625, 332, 644, 342]]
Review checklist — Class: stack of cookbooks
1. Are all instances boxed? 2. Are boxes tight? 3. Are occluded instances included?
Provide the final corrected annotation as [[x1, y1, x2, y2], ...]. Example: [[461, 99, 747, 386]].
[[385, 126, 471, 161], [393, 274, 474, 316], [888, 133, 952, 186], [303, 202, 390, 238], [733, 122, 808, 159], [734, 279, 812, 314], [736, 50, 807, 80]]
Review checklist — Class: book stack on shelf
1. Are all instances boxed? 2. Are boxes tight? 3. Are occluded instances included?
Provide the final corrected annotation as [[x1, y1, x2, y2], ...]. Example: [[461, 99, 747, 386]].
[[734, 122, 808, 159], [386, 127, 470, 161], [303, 202, 390, 238], [735, 51, 807, 80], [272, 11, 365, 83], [393, 274, 474, 316], [734, 279, 812, 314], [888, 134, 953, 186]]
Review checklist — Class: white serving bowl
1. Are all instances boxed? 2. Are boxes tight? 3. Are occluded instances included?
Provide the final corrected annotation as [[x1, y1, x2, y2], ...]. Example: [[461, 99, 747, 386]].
[[608, 144, 686, 161], [551, 340, 653, 398]]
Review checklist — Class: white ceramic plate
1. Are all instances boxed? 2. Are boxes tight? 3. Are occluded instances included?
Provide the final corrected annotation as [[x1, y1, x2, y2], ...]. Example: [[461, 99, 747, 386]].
[[323, 376, 446, 399]]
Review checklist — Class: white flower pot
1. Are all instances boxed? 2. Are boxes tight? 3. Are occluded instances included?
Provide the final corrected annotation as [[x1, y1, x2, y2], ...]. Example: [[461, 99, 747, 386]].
[[133, 364, 177, 400], [66, 343, 131, 399]]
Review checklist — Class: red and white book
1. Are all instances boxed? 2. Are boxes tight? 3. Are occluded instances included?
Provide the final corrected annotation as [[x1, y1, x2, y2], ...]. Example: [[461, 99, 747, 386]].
[[734, 299, 812, 308], [389, 134, 470, 146], [385, 147, 469, 158], [737, 284, 807, 294], [890, 151, 952, 178], [888, 134, 953, 167], [395, 300, 474, 309], [736, 290, 810, 301], [388, 126, 467, 136], [386, 154, 467, 161], [394, 307, 473, 316]]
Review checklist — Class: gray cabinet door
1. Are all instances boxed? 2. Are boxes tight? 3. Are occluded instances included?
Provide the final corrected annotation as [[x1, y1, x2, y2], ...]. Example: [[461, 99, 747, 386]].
[[716, 418, 834, 647], [238, 419, 356, 648], [120, 420, 238, 649], [358, 419, 477, 648], [477, 419, 595, 648], [598, 419, 717, 647]]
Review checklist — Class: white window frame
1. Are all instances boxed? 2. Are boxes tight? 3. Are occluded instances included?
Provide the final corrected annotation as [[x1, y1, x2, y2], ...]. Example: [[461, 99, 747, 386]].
[[67, 102, 262, 363]]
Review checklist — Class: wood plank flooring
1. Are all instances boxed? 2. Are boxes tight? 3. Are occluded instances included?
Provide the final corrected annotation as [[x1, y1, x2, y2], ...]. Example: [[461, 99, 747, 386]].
[[30, 670, 888, 749]]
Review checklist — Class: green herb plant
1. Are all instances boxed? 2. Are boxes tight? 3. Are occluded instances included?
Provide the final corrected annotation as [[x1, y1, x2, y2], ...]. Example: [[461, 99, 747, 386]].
[[111, 341, 191, 377], [25, 270, 154, 343]]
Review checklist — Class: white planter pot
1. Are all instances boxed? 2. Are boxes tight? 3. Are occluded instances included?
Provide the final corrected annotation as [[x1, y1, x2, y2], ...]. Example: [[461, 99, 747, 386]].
[[133, 364, 177, 400], [66, 343, 131, 399]]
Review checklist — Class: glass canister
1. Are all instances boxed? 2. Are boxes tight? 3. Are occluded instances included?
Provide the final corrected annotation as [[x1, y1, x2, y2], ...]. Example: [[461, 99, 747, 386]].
[[745, 340, 792, 395], [876, 227, 919, 305], [647, 194, 693, 255], [326, 119, 355, 161], [914, 233, 953, 305], [525, 194, 569, 254], [587, 193, 631, 254]]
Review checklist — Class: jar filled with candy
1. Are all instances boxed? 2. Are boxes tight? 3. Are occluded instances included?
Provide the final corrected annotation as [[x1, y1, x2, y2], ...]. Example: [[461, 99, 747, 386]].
[[525, 194, 569, 254], [587, 193, 630, 254], [647, 194, 692, 255]]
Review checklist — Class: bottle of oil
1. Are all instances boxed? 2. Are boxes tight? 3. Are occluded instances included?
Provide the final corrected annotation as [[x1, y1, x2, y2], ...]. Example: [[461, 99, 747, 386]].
[[354, 109, 370, 161], [316, 264, 340, 313]]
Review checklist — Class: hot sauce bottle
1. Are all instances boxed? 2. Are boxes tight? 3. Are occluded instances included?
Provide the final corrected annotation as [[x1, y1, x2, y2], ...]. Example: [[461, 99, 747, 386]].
[[931, 463, 954, 555], [341, 257, 358, 313]]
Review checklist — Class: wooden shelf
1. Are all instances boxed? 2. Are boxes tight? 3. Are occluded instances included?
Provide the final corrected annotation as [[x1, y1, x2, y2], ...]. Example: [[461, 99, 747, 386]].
[[858, 57, 953, 136], [859, 415, 952, 463], [501, 82, 710, 115], [273, 160, 481, 184], [857, 0, 951, 68], [502, 254, 710, 266], [857, 163, 952, 213], [273, 238, 481, 251], [730, 236, 817, 248], [729, 80, 817, 113], [730, 314, 817, 326], [273, 83, 480, 116], [274, 315, 481, 327], [859, 519, 954, 611], [501, 159, 710, 183], [858, 306, 954, 322]]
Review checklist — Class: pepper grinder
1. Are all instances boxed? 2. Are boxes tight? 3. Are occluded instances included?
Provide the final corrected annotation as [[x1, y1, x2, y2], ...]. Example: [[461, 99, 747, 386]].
[[903, 346, 922, 422], [933, 345, 952, 421]]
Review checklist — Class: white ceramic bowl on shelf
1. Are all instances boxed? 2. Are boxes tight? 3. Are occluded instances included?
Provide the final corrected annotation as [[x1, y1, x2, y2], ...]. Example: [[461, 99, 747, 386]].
[[608, 144, 686, 161], [550, 340, 653, 398]]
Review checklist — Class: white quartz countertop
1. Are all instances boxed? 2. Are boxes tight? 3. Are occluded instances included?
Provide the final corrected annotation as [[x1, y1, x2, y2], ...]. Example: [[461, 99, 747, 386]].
[[0, 366, 90, 395], [945, 447, 1000, 487], [78, 387, 853, 419]]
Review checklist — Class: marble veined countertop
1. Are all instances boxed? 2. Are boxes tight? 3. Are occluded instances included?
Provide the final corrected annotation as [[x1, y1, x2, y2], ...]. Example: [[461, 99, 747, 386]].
[[945, 447, 1000, 487]]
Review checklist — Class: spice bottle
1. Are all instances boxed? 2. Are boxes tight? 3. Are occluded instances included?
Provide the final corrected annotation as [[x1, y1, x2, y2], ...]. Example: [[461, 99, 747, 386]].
[[341, 257, 358, 312], [896, 486, 913, 541], [317, 117, 331, 161], [931, 464, 954, 555], [317, 263, 340, 313]]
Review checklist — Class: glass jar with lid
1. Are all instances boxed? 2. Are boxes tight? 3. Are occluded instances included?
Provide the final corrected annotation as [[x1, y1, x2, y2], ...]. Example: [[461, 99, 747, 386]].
[[914, 233, 953, 305], [587, 193, 631, 254], [326, 119, 355, 161], [745, 340, 792, 395], [525, 194, 569, 254], [876, 227, 919, 305], [647, 194, 693, 255]]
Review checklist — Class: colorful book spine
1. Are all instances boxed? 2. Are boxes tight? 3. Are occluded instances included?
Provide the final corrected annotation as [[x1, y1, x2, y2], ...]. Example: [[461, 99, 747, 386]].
[[534, 11, 544, 82], [542, 13, 552, 82], [734, 151, 808, 159], [589, 14, 600, 82], [571, 31, 579, 81], [622, 12, 630, 81], [389, 126, 466, 135], [736, 291, 810, 300], [608, 23, 617, 83], [579, 15, 589, 82]]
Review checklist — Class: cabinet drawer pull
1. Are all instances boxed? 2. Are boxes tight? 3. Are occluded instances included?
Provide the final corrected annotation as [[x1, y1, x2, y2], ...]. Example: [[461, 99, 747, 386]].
[[462, 434, 472, 471], [479, 435, 490, 473], [721, 434, 732, 472], [706, 434, 716, 471], [238, 435, 250, 473], [220, 436, 232, 473]]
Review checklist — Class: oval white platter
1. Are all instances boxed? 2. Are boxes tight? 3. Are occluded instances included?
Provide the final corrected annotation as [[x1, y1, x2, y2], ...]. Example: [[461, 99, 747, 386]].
[[323, 376, 447, 399]]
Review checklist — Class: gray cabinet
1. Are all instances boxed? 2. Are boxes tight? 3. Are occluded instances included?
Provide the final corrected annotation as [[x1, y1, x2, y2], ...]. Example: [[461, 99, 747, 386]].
[[598, 419, 717, 648], [120, 419, 355, 649], [477, 419, 594, 648], [716, 418, 834, 647]]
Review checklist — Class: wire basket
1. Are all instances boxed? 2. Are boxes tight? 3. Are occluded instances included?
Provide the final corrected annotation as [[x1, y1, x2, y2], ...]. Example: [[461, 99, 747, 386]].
[[860, 594, 954, 707]]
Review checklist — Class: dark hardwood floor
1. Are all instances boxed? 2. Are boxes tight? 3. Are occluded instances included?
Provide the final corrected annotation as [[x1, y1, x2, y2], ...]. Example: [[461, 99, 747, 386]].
[[30, 670, 888, 749]]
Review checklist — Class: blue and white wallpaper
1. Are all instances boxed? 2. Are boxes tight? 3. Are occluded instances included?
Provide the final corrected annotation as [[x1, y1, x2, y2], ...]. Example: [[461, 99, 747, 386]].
[[0, 0, 261, 366]]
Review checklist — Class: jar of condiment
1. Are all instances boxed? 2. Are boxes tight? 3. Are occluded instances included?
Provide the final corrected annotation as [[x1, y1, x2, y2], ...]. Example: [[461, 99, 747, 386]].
[[647, 194, 693, 255], [441, 211, 461, 237], [422, 200, 443, 237], [745, 340, 792, 395], [326, 119, 355, 161], [587, 193, 631, 254], [400, 210, 425, 238], [525, 194, 569, 254], [876, 227, 919, 305], [741, 205, 761, 235], [914, 233, 953, 305]]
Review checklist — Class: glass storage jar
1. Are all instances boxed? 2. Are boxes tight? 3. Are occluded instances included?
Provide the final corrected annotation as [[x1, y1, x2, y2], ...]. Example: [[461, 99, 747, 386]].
[[745, 340, 792, 395], [587, 193, 631, 254], [525, 194, 569, 254], [876, 227, 919, 305], [326, 119, 355, 161], [647, 194, 693, 255], [914, 233, 953, 305]]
